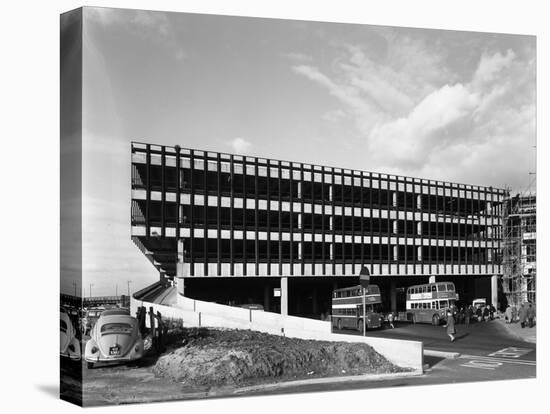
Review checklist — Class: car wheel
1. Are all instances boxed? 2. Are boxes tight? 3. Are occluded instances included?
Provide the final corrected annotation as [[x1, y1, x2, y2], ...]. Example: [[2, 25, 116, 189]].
[[432, 315, 440, 326], [337, 319, 342, 330], [87, 362, 94, 369]]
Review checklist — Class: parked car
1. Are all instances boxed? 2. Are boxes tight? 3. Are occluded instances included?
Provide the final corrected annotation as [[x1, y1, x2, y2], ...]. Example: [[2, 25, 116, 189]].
[[84, 308, 149, 368], [60, 307, 81, 360]]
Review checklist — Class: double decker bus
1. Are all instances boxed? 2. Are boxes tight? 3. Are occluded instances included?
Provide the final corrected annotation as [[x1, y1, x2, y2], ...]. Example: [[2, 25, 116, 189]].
[[331, 285, 383, 333], [406, 282, 458, 325]]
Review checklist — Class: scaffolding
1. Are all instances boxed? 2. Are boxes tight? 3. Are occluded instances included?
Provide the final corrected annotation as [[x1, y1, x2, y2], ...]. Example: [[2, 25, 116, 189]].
[[501, 192, 536, 307]]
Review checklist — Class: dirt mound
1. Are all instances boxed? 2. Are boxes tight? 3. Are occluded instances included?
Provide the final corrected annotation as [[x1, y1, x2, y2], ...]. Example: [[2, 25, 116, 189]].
[[153, 328, 408, 387]]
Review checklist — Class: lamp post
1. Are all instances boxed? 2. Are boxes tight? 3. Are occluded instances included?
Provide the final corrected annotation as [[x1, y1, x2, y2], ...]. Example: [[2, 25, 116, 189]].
[[127, 280, 132, 298]]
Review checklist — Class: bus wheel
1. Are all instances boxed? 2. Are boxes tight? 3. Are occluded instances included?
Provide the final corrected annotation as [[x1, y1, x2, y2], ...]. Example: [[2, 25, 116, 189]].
[[432, 315, 440, 326], [337, 319, 342, 330]]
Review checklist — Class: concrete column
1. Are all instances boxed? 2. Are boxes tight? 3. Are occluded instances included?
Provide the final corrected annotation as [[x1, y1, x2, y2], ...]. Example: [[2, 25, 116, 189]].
[[491, 275, 498, 309], [263, 284, 271, 312], [392, 191, 397, 207], [298, 242, 302, 260], [297, 182, 302, 199], [417, 246, 422, 261], [390, 280, 397, 313], [393, 245, 398, 261], [281, 276, 289, 316], [417, 221, 422, 236], [176, 239, 187, 307], [417, 194, 422, 209], [393, 220, 398, 234]]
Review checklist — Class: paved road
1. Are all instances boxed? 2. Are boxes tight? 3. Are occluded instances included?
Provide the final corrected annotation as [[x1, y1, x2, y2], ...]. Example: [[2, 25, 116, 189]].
[[152, 286, 177, 305], [246, 320, 535, 397], [333, 318, 536, 362]]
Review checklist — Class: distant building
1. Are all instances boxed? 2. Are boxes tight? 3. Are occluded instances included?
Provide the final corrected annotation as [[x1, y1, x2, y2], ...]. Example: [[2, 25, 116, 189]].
[[130, 142, 506, 318], [501, 194, 536, 307]]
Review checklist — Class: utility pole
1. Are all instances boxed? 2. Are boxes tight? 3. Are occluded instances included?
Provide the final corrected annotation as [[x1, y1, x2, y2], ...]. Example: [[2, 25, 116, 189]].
[[89, 283, 94, 298], [115, 284, 118, 297], [72, 281, 77, 297], [127, 280, 132, 297]]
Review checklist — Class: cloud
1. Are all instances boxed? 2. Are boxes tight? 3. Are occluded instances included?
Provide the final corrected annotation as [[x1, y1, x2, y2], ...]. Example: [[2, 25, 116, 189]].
[[368, 83, 479, 169], [472, 49, 516, 88], [86, 8, 187, 65], [322, 109, 347, 122], [292, 39, 535, 191], [281, 52, 313, 62], [229, 137, 252, 154]]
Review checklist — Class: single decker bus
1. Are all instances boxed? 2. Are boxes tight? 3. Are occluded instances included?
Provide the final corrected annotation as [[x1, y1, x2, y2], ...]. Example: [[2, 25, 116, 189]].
[[406, 282, 457, 325], [331, 284, 383, 333]]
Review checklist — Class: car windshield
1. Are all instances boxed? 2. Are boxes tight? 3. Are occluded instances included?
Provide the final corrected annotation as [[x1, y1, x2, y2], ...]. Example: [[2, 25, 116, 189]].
[[100, 323, 133, 335]]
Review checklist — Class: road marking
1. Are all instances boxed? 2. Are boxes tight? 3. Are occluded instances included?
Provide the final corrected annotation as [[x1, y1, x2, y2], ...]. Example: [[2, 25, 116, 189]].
[[459, 355, 536, 367], [460, 360, 503, 370], [488, 347, 532, 359]]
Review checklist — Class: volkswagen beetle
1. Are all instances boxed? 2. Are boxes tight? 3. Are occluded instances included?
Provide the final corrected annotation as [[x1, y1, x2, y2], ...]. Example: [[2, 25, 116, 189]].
[[84, 308, 145, 368], [60, 307, 81, 360]]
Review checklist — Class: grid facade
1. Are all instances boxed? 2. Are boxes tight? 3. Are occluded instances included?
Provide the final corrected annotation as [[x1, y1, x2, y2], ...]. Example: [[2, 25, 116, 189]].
[[130, 142, 506, 280]]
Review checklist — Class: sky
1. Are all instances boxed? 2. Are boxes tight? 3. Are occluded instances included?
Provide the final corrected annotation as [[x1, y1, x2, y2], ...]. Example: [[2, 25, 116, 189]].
[[65, 7, 536, 296]]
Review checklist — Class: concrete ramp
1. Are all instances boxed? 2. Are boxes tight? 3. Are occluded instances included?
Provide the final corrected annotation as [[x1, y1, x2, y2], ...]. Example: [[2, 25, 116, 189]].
[[132, 287, 423, 373]]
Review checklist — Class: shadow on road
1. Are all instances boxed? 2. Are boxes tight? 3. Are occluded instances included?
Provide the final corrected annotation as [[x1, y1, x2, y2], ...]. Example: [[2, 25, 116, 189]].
[[423, 355, 444, 369], [455, 333, 470, 341]]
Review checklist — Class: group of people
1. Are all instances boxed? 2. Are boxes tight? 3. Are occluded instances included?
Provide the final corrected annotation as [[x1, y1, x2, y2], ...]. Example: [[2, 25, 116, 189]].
[[451, 303, 496, 326], [505, 303, 536, 328], [445, 303, 497, 342]]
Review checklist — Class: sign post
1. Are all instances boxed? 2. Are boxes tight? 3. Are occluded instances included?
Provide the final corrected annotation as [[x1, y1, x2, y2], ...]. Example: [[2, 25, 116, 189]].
[[362, 289, 366, 336], [359, 267, 370, 336]]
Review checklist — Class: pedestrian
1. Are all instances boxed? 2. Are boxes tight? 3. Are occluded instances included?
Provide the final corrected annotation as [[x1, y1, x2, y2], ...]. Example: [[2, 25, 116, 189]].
[[511, 306, 518, 323], [518, 303, 528, 328], [458, 307, 465, 324], [388, 312, 395, 329], [476, 306, 482, 322], [527, 304, 536, 328], [482, 306, 490, 322], [505, 305, 512, 323], [465, 305, 473, 328], [446, 310, 456, 342]]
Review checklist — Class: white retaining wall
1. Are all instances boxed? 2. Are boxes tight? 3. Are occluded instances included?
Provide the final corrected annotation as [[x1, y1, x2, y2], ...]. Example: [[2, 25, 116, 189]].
[[131, 295, 423, 371]]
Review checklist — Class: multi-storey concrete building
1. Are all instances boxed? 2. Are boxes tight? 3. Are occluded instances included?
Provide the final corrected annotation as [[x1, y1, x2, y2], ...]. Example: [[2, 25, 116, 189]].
[[130, 142, 506, 318]]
